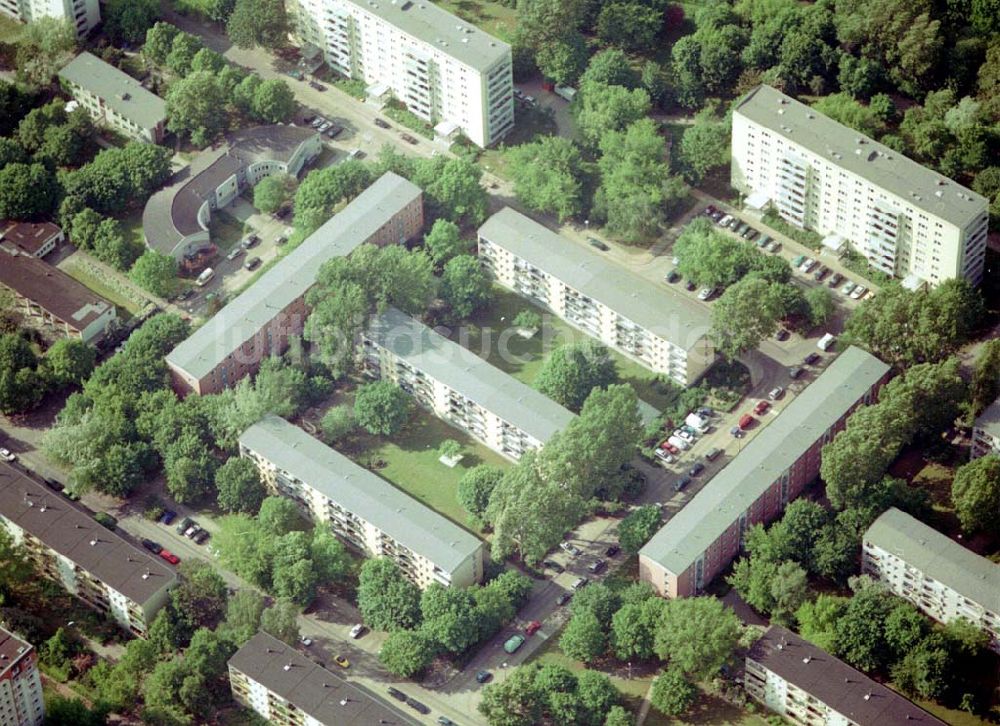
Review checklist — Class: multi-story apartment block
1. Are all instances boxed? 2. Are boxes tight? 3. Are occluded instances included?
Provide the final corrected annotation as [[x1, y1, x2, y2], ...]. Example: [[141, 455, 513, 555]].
[[0, 463, 176, 637], [0, 628, 44, 726], [143, 125, 322, 259], [863, 507, 1000, 653], [289, 0, 513, 147], [0, 221, 63, 258], [0, 241, 116, 345], [240, 415, 485, 589], [640, 347, 889, 598], [478, 208, 715, 386], [59, 52, 167, 144], [229, 631, 420, 726], [732, 85, 989, 288], [746, 625, 946, 726], [166, 172, 423, 395], [970, 396, 1000, 460], [0, 0, 98, 36], [362, 307, 575, 460]]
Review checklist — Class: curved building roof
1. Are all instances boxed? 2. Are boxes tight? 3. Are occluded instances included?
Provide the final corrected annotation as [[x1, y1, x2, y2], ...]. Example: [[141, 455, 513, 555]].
[[142, 124, 318, 256]]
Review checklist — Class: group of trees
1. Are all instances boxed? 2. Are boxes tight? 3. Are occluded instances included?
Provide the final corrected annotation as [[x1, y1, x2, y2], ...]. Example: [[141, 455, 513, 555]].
[[796, 577, 992, 709], [556, 584, 745, 719], [534, 339, 618, 411], [0, 333, 94, 414], [214, 496, 350, 606], [103, 0, 160, 45], [356, 560, 531, 677], [145, 22, 296, 146]]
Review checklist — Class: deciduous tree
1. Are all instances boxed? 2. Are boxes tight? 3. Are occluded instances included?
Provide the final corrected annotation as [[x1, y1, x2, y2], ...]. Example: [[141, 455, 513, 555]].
[[215, 456, 267, 513], [952, 455, 1000, 535], [534, 340, 618, 411], [353, 380, 413, 435]]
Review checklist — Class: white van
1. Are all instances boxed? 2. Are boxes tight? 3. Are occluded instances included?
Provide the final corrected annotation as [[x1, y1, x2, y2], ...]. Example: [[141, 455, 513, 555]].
[[817, 333, 836, 351], [685, 412, 710, 433], [195, 268, 215, 287]]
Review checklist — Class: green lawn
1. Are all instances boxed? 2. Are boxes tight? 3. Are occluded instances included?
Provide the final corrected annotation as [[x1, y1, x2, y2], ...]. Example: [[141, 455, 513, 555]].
[[333, 393, 511, 538], [456, 286, 680, 412], [118, 207, 146, 250], [209, 212, 247, 253], [480, 105, 560, 180], [59, 256, 141, 318], [431, 0, 518, 41], [0, 14, 22, 43]]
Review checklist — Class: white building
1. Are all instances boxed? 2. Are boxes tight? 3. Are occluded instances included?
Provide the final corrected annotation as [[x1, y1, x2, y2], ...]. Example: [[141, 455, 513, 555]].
[[732, 85, 989, 288], [0, 0, 98, 36], [0, 463, 176, 637], [288, 0, 513, 147], [239, 415, 485, 590], [478, 208, 715, 386], [863, 507, 1000, 653], [746, 625, 946, 726], [59, 52, 167, 143], [363, 307, 575, 460], [229, 631, 421, 726], [971, 397, 1000, 459], [0, 628, 43, 726]]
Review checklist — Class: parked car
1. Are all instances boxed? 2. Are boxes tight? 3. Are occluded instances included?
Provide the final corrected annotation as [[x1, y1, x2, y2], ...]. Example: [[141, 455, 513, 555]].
[[697, 286, 718, 301], [159, 549, 180, 565], [176, 517, 193, 535], [406, 698, 430, 715], [730, 425, 744, 438], [685, 280, 697, 292], [689, 461, 705, 476], [333, 655, 350, 668], [605, 544, 620, 557], [571, 577, 589, 591], [665, 269, 681, 283], [374, 117, 391, 129], [588, 237, 609, 251], [738, 413, 755, 430], [755, 400, 771, 415], [525, 620, 542, 636], [159, 510, 176, 525], [244, 256, 262, 271], [242, 234, 260, 249], [194, 530, 210, 545], [791, 254, 806, 268], [789, 366, 805, 379], [828, 272, 844, 287], [850, 285, 868, 300], [775, 328, 790, 341], [804, 352, 821, 365], [728, 217, 741, 229], [703, 205, 718, 217], [285, 69, 302, 80], [655, 448, 675, 464], [556, 593, 572, 606], [745, 228, 759, 241], [349, 624, 366, 639], [705, 447, 722, 461], [476, 670, 493, 684], [275, 235, 288, 246], [141, 539, 162, 554], [44, 477, 64, 492], [661, 441, 680, 456], [769, 386, 785, 400], [300, 636, 313, 647], [543, 559, 565, 574], [766, 240, 781, 253], [308, 80, 326, 91], [302, 114, 316, 124], [504, 634, 526, 654], [813, 266, 829, 281], [842, 281, 857, 295], [559, 541, 582, 556], [326, 125, 343, 138], [718, 214, 733, 227], [587, 559, 606, 574], [388, 687, 407, 701], [667, 435, 689, 451], [735, 222, 749, 235], [697, 406, 714, 418], [400, 132, 418, 144], [311, 117, 326, 128], [800, 258, 818, 273], [226, 246, 244, 261], [438, 718, 456, 726], [674, 475, 691, 492], [673, 429, 695, 443], [177, 288, 194, 301], [184, 525, 201, 539], [318, 121, 332, 132]]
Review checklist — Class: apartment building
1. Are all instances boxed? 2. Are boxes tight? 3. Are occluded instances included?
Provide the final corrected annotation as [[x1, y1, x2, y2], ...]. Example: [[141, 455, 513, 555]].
[[746, 625, 946, 726], [0, 0, 98, 36], [0, 242, 116, 345], [732, 85, 989, 288], [478, 208, 715, 386], [362, 307, 575, 460], [640, 347, 890, 598], [0, 628, 44, 726], [59, 52, 167, 144], [166, 172, 423, 395], [970, 396, 1000, 459], [230, 631, 420, 726], [240, 415, 485, 589], [0, 463, 176, 637], [0, 221, 63, 258], [863, 507, 1000, 652], [143, 125, 322, 260], [289, 0, 513, 147]]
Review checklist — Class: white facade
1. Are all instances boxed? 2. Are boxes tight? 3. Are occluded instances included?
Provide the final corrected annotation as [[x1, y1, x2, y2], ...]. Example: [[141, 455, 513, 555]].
[[290, 0, 513, 147], [971, 398, 1000, 459], [732, 85, 989, 287], [0, 630, 43, 726], [745, 658, 854, 726], [0, 0, 98, 36]]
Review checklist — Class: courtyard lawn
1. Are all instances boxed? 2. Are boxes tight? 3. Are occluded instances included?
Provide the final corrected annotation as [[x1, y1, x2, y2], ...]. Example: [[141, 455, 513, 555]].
[[118, 208, 146, 250], [59, 255, 141, 318], [209, 211, 247, 253], [337, 402, 510, 538], [457, 286, 682, 412], [431, 0, 518, 41], [0, 14, 22, 43]]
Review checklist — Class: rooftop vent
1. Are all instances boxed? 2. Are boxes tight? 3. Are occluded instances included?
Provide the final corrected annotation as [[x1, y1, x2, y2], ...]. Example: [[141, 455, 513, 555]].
[[802, 656, 811, 664], [864, 692, 872, 701], [777, 108, 784, 115], [283, 663, 293, 671], [142, 570, 151, 580], [89, 539, 98, 546]]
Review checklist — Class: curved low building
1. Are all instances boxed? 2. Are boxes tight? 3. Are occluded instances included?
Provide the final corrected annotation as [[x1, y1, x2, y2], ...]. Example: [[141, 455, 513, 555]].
[[142, 124, 321, 259]]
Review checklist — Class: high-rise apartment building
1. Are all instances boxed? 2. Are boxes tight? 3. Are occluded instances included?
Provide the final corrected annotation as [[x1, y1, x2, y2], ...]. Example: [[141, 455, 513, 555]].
[[0, 628, 44, 726], [863, 507, 1000, 653], [165, 172, 423, 395], [0, 0, 98, 36], [0, 463, 177, 637], [239, 415, 485, 589], [362, 307, 575, 460], [970, 396, 1000, 460], [288, 0, 513, 147], [478, 208, 715, 386], [732, 85, 988, 287], [639, 347, 889, 598], [745, 626, 946, 726]]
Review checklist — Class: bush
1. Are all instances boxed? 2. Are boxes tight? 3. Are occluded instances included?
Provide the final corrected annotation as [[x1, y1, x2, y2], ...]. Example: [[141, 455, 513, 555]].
[[94, 512, 117, 530]]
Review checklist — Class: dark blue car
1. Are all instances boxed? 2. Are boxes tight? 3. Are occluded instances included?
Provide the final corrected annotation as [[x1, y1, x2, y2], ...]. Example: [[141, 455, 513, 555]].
[[160, 510, 177, 525]]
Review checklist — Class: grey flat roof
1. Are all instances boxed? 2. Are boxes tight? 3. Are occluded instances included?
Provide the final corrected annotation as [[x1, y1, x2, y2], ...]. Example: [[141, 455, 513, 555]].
[[343, 0, 509, 72], [735, 85, 987, 229], [749, 626, 946, 726], [229, 631, 420, 726], [478, 208, 712, 353], [165, 172, 421, 381], [367, 306, 575, 444], [59, 52, 166, 130], [143, 124, 320, 255], [239, 415, 482, 574], [865, 507, 1000, 611], [641, 346, 889, 575], [973, 397, 1000, 439], [0, 462, 176, 608]]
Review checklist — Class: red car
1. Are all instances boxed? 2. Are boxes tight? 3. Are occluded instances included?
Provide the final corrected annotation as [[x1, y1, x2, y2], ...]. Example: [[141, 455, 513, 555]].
[[738, 413, 755, 430], [525, 620, 542, 636], [754, 400, 770, 415], [159, 549, 180, 565], [659, 440, 680, 455]]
